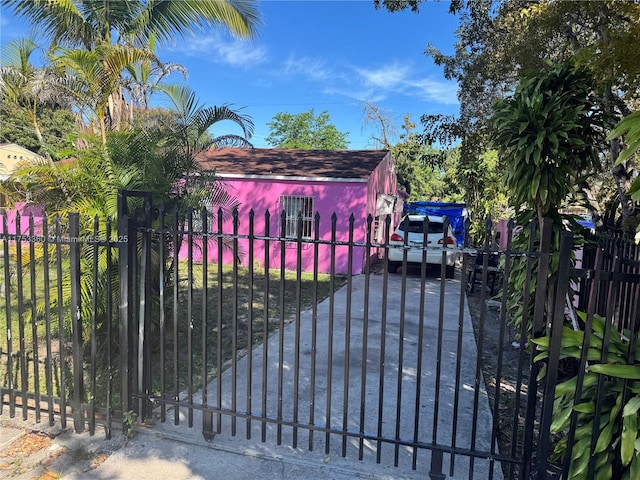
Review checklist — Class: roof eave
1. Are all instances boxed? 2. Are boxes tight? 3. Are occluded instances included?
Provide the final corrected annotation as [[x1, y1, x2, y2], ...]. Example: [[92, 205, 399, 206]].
[[215, 173, 368, 183]]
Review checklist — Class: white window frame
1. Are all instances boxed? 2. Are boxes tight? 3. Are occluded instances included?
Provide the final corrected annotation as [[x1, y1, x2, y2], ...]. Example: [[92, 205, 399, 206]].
[[279, 195, 314, 240]]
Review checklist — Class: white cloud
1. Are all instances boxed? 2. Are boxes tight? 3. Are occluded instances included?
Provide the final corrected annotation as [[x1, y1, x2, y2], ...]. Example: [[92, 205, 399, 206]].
[[354, 63, 458, 105], [281, 55, 333, 81], [166, 32, 267, 68], [355, 63, 411, 89], [407, 78, 458, 105]]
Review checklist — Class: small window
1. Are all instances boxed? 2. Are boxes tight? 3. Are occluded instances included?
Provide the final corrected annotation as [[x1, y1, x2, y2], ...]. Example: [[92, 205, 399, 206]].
[[280, 195, 314, 239]]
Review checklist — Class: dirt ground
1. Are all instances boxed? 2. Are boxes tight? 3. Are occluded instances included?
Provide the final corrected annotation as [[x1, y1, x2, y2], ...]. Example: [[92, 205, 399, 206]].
[[0, 415, 125, 480], [466, 287, 531, 478]]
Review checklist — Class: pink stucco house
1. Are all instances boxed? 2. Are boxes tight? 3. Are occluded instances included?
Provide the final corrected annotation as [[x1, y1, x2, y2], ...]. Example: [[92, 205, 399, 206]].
[[184, 148, 403, 274]]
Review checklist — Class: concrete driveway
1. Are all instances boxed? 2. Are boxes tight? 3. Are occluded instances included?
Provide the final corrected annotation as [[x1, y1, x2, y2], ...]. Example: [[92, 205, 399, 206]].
[[0, 269, 499, 479], [136, 270, 502, 480]]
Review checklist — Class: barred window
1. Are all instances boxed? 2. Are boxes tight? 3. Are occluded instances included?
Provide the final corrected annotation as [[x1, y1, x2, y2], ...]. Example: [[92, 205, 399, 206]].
[[280, 195, 314, 239]]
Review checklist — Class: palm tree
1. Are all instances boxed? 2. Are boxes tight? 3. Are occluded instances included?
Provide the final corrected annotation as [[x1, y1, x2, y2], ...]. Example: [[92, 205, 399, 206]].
[[0, 38, 70, 155], [51, 44, 158, 148], [4, 0, 260, 51], [2, 80, 253, 328], [5, 0, 261, 135]]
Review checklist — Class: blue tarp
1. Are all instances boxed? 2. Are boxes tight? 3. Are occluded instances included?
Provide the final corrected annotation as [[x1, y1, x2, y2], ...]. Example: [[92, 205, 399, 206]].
[[403, 201, 466, 246]]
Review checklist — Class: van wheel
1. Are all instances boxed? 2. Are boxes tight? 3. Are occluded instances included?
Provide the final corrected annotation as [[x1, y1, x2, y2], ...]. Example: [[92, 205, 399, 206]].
[[445, 265, 455, 279], [388, 260, 401, 273]]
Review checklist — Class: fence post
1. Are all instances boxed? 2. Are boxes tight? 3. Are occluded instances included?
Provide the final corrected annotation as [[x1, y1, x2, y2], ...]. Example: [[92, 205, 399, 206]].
[[521, 217, 553, 479], [137, 201, 153, 420], [536, 232, 574, 478], [117, 192, 132, 415], [69, 212, 84, 433]]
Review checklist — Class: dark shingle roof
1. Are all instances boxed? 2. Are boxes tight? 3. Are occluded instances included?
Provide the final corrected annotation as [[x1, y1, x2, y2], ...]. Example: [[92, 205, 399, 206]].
[[195, 148, 390, 180]]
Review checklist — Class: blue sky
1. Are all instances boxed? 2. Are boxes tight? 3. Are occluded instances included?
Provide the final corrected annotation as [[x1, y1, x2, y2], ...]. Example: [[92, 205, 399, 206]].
[[0, 1, 460, 149]]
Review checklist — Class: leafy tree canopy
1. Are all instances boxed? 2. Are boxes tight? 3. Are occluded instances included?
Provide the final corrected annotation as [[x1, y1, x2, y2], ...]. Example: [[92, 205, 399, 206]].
[[266, 109, 349, 150], [0, 100, 76, 159], [419, 0, 639, 230], [492, 63, 611, 225]]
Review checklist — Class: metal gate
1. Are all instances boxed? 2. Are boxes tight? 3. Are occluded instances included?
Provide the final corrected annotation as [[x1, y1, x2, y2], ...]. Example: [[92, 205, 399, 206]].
[[2, 194, 639, 479]]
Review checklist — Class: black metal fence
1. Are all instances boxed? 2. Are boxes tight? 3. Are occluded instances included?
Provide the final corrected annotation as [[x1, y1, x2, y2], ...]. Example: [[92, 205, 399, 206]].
[[1, 197, 639, 479]]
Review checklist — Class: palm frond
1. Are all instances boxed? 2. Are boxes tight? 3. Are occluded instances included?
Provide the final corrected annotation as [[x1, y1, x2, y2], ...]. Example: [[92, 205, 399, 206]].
[[138, 0, 260, 44]]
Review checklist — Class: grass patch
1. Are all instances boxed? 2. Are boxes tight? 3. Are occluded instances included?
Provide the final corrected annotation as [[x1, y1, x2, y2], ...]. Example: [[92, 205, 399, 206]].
[[1, 254, 346, 413], [152, 262, 346, 400]]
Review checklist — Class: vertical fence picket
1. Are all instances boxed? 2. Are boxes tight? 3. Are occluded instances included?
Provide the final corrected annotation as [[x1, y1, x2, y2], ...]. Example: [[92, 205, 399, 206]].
[[55, 216, 67, 428], [325, 213, 337, 455], [89, 216, 99, 435], [201, 207, 212, 440], [141, 202, 153, 421], [187, 210, 194, 428], [231, 209, 239, 436], [359, 215, 372, 461], [309, 212, 320, 451], [105, 219, 113, 439], [431, 216, 448, 477], [277, 210, 286, 446], [172, 206, 180, 426], [28, 215, 41, 423], [158, 207, 166, 425], [69, 213, 84, 432], [261, 210, 271, 443], [292, 211, 303, 449], [376, 215, 391, 464], [489, 219, 514, 478], [562, 247, 604, 478], [245, 209, 254, 440], [395, 215, 409, 467], [537, 233, 574, 478], [341, 214, 354, 458], [2, 212, 15, 417], [15, 214, 27, 420], [521, 218, 553, 480], [449, 218, 472, 477], [412, 215, 428, 470], [42, 219, 54, 426], [216, 208, 223, 434]]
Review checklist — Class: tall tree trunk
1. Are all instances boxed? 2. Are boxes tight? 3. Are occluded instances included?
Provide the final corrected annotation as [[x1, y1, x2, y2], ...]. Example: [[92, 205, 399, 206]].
[[598, 4, 635, 228]]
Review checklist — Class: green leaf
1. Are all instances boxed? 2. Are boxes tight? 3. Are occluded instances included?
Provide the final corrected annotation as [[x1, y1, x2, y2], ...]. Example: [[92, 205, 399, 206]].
[[594, 460, 612, 480], [631, 453, 640, 480], [616, 138, 640, 164], [594, 421, 614, 454], [551, 402, 573, 432], [537, 362, 547, 381], [622, 415, 637, 466], [624, 397, 640, 417], [574, 401, 596, 414], [607, 111, 640, 141], [589, 364, 640, 380]]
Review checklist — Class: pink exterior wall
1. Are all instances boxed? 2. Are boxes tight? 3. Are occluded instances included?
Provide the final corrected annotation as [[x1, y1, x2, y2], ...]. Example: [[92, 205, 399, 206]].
[[179, 177, 373, 274], [366, 152, 401, 246], [366, 153, 398, 220], [0, 203, 45, 236]]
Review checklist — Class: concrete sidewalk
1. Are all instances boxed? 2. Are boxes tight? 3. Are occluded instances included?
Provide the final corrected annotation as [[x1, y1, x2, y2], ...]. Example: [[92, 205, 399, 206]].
[[1, 271, 501, 479]]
